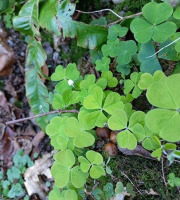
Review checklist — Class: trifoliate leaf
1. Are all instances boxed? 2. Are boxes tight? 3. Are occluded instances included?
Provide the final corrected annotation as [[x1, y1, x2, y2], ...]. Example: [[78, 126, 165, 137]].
[[96, 78, 107, 89], [101, 39, 119, 57], [103, 92, 124, 115], [101, 71, 118, 88], [130, 123, 146, 142], [95, 57, 111, 72], [115, 40, 137, 65], [108, 24, 128, 40], [124, 72, 142, 98], [130, 2, 176, 43]]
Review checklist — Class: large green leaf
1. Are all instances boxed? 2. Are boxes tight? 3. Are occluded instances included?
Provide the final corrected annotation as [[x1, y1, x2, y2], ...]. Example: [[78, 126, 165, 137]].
[[130, 2, 176, 43], [26, 39, 49, 130], [39, 0, 60, 35], [145, 74, 180, 142], [57, 0, 108, 49], [13, 0, 40, 36]]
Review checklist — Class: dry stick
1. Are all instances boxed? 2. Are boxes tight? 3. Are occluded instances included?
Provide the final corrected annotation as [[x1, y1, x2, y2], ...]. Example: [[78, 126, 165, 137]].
[[146, 37, 180, 58], [121, 172, 143, 195], [5, 109, 79, 125], [108, 12, 142, 26], [76, 9, 123, 19], [161, 157, 168, 187]]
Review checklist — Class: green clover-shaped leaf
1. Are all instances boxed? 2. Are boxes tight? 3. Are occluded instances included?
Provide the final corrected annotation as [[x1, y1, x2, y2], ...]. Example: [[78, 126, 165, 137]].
[[130, 2, 176, 43], [51, 63, 80, 93], [101, 39, 119, 57], [123, 72, 142, 98], [101, 71, 118, 88], [49, 188, 78, 200], [83, 87, 123, 127], [52, 90, 80, 109], [108, 24, 128, 41], [95, 57, 111, 72], [138, 70, 166, 90], [78, 150, 105, 179], [114, 40, 137, 65], [108, 110, 146, 150], [65, 111, 95, 148], [51, 150, 87, 188], [46, 116, 70, 150], [145, 74, 180, 142], [138, 41, 161, 74]]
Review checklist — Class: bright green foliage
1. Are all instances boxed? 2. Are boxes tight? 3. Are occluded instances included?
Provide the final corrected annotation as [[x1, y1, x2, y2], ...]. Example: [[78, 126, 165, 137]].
[[138, 70, 166, 90], [101, 71, 118, 88], [65, 114, 95, 148], [130, 2, 176, 43], [101, 39, 119, 57], [124, 72, 142, 98], [13, 0, 40, 36], [115, 40, 137, 65], [83, 87, 124, 127], [138, 41, 161, 74], [46, 116, 71, 150], [51, 63, 80, 93], [108, 24, 128, 41], [49, 187, 78, 200], [78, 150, 105, 179], [168, 173, 180, 187], [51, 149, 87, 188], [52, 90, 80, 109], [108, 110, 146, 150], [95, 57, 110, 72], [145, 74, 180, 142], [173, 5, 180, 19]]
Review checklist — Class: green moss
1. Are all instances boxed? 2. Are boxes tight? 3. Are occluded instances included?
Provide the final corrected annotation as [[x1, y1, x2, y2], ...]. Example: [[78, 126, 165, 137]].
[[87, 155, 180, 200]]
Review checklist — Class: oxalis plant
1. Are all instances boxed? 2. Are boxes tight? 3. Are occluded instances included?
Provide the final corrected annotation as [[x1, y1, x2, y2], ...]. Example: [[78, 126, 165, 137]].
[[2, 0, 179, 199]]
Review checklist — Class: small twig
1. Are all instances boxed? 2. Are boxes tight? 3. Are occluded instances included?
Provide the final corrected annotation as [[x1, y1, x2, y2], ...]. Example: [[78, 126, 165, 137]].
[[76, 9, 123, 19], [161, 157, 168, 187], [5, 109, 79, 125], [121, 172, 143, 195], [108, 12, 142, 26], [146, 37, 180, 58]]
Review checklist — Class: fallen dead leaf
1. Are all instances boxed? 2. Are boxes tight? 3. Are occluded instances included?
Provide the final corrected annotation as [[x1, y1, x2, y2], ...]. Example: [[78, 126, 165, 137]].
[[0, 126, 16, 168], [0, 28, 15, 76], [118, 145, 157, 161], [41, 63, 49, 83], [24, 153, 53, 200], [145, 188, 159, 196], [32, 131, 45, 147]]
